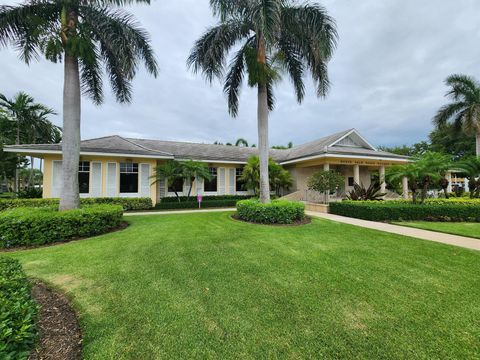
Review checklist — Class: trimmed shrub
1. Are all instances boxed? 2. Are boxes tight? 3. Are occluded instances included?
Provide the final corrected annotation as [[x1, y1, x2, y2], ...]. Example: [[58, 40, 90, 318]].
[[155, 199, 239, 210], [0, 204, 124, 248], [329, 200, 480, 222], [236, 199, 305, 224], [0, 257, 38, 359], [0, 197, 152, 212], [160, 195, 252, 203]]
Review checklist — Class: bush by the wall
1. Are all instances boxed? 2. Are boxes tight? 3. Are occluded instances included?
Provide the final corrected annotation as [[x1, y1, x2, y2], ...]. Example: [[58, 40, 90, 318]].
[[155, 199, 239, 210], [0, 197, 152, 212], [0, 257, 38, 359], [329, 200, 480, 222], [160, 195, 252, 203], [0, 204, 124, 248], [236, 199, 305, 224]]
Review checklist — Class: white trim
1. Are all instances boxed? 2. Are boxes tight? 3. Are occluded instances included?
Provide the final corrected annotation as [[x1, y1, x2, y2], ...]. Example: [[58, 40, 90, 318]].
[[279, 153, 409, 165], [52, 160, 63, 198], [3, 148, 172, 159], [91, 161, 102, 197], [106, 162, 118, 197], [328, 129, 377, 151]]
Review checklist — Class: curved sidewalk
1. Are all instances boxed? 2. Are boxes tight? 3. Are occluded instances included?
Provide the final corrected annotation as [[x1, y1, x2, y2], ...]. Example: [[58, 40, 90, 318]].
[[306, 211, 480, 251]]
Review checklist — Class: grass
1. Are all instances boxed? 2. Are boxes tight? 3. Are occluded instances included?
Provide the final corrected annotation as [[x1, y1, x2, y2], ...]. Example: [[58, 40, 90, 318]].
[[393, 221, 480, 239], [5, 212, 480, 359]]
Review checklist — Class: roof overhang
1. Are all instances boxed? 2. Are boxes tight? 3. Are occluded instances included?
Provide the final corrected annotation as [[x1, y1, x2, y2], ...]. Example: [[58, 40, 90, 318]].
[[280, 152, 409, 165], [328, 129, 377, 151], [3, 147, 174, 160]]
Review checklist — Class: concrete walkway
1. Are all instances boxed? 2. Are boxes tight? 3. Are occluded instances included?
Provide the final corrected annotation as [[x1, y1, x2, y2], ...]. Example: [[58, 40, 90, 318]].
[[125, 208, 236, 217], [306, 211, 480, 251]]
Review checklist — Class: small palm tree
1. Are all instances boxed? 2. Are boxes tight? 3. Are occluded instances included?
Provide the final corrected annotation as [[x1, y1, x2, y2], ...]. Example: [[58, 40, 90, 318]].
[[0, 0, 157, 210], [189, 0, 337, 203], [235, 138, 249, 147], [434, 74, 480, 156], [453, 156, 480, 198]]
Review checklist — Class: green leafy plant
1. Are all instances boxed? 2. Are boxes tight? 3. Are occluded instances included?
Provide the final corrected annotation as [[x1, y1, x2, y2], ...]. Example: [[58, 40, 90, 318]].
[[0, 197, 152, 212], [236, 199, 305, 224], [239, 156, 292, 196], [453, 156, 480, 198], [346, 182, 386, 201], [307, 170, 344, 203], [0, 204, 123, 248], [0, 257, 39, 359], [330, 200, 480, 222]]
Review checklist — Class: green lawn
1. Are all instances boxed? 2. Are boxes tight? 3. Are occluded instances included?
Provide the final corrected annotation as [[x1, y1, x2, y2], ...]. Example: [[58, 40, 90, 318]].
[[394, 221, 480, 239], [6, 212, 480, 359]]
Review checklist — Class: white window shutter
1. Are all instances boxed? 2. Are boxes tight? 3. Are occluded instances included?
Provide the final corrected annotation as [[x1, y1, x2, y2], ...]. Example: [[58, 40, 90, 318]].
[[91, 162, 102, 197], [140, 164, 150, 197], [196, 176, 204, 195], [107, 163, 117, 197], [228, 168, 235, 194], [218, 168, 226, 195], [158, 178, 166, 199], [52, 160, 63, 198], [183, 178, 190, 195]]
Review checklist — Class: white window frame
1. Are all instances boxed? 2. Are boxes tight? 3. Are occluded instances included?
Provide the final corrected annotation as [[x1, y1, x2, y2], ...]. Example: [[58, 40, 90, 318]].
[[119, 162, 140, 196]]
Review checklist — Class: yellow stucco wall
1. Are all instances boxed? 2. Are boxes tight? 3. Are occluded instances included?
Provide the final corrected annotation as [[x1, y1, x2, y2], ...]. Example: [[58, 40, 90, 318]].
[[43, 155, 157, 205]]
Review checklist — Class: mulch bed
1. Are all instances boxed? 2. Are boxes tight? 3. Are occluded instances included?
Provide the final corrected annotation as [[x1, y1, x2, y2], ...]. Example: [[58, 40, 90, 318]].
[[0, 221, 129, 252], [231, 214, 312, 226], [29, 282, 82, 360]]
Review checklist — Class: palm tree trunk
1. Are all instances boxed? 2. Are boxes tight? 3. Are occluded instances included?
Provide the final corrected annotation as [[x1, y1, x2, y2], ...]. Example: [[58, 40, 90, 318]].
[[59, 53, 81, 211], [257, 84, 270, 203], [476, 131, 480, 157]]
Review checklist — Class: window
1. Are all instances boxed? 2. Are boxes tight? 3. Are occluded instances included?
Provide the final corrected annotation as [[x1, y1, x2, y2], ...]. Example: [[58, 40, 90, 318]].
[[204, 167, 217, 192], [168, 177, 183, 193], [348, 177, 354, 186], [79, 161, 90, 193], [120, 163, 138, 193], [236, 167, 245, 191]]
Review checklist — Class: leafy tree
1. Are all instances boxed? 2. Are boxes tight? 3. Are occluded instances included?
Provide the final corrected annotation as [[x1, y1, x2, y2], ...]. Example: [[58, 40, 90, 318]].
[[428, 123, 476, 159], [306, 170, 343, 203], [271, 141, 293, 149], [189, 0, 337, 203], [0, 0, 158, 210], [153, 160, 184, 201], [434, 74, 480, 156]]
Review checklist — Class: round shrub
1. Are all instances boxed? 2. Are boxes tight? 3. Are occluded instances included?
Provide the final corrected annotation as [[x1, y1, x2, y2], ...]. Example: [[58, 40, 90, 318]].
[[236, 199, 305, 224], [0, 257, 38, 359], [0, 204, 124, 248]]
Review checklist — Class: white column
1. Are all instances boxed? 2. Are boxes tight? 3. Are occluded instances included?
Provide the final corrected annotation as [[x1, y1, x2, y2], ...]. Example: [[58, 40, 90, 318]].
[[379, 165, 386, 193], [323, 163, 330, 171], [402, 176, 409, 199], [353, 164, 360, 185], [446, 171, 452, 193]]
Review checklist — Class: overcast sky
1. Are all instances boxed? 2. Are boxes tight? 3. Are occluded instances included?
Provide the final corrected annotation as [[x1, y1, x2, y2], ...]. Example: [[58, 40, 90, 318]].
[[1, 0, 479, 148]]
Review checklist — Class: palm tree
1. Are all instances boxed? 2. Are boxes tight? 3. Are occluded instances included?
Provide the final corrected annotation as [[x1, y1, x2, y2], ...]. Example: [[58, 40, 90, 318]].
[[454, 156, 480, 198], [434, 74, 480, 156], [0, 0, 157, 210], [188, 0, 337, 203], [0, 92, 56, 191], [235, 138, 249, 147]]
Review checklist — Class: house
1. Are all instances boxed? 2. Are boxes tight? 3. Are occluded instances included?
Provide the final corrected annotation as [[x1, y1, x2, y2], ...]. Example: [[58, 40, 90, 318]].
[[4, 128, 409, 204]]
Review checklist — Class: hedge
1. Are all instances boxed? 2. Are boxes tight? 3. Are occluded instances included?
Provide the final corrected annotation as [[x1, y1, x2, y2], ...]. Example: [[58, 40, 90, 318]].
[[0, 197, 152, 212], [0, 257, 38, 359], [236, 199, 305, 224], [160, 195, 252, 203], [329, 200, 480, 222], [155, 199, 239, 210], [0, 204, 124, 248]]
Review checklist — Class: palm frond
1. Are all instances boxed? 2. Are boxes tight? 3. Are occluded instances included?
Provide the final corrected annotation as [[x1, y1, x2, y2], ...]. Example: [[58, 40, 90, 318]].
[[276, 38, 305, 103], [433, 101, 466, 127], [224, 40, 251, 117], [187, 20, 251, 83]]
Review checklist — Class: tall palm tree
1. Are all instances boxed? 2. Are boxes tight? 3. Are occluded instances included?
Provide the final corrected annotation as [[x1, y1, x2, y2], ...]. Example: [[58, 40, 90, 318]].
[[188, 0, 337, 203], [0, 92, 56, 191], [434, 74, 480, 156], [0, 0, 158, 210]]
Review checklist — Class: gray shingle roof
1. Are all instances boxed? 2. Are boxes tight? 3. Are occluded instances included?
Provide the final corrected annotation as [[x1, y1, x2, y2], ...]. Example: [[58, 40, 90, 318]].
[[4, 129, 408, 163]]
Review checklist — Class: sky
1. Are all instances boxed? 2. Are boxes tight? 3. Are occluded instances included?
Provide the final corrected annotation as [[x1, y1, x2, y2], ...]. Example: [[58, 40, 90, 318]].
[[0, 0, 479, 148]]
